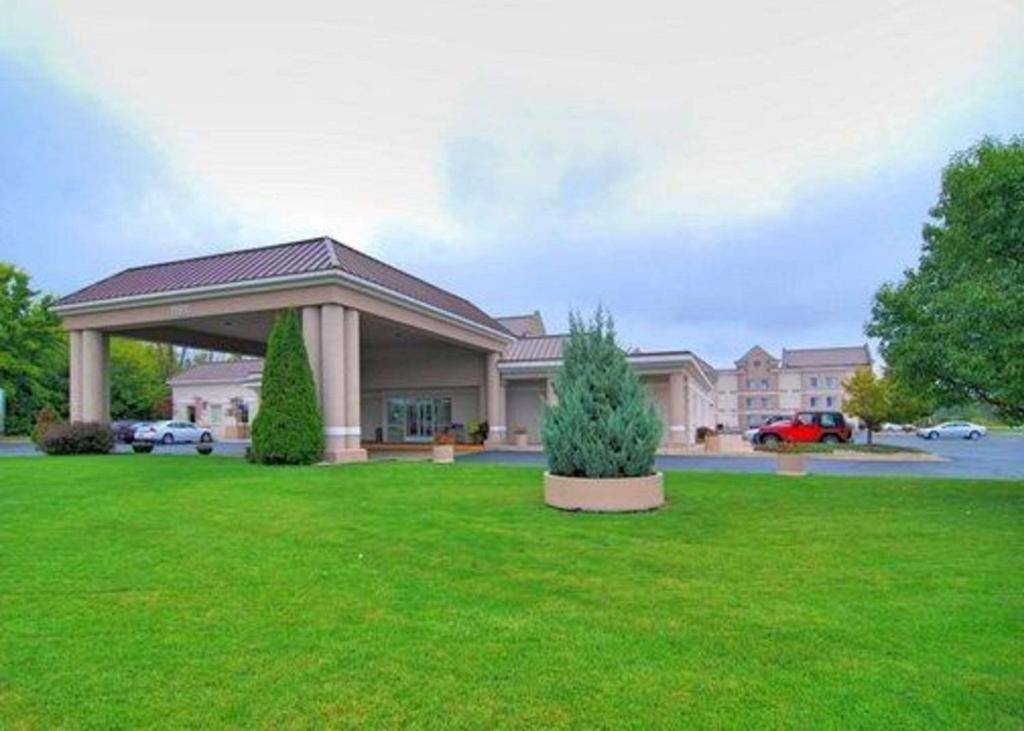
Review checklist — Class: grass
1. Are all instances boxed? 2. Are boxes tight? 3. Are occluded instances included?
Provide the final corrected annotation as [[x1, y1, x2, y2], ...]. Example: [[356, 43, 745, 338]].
[[1, 457, 1021, 728]]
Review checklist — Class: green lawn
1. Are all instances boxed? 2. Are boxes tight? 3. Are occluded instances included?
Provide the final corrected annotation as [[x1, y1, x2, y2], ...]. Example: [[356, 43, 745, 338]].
[[1, 457, 1021, 728]]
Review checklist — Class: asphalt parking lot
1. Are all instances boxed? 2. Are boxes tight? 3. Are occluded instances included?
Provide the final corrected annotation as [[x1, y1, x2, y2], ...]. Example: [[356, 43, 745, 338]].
[[2, 432, 1022, 479], [459, 432, 1024, 480]]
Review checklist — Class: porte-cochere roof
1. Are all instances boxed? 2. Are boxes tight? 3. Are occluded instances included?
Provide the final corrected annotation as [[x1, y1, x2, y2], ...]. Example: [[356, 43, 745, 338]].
[[58, 236, 510, 334]]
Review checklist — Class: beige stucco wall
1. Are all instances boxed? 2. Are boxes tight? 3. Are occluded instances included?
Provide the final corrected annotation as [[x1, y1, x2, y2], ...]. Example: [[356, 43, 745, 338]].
[[506, 379, 546, 443]]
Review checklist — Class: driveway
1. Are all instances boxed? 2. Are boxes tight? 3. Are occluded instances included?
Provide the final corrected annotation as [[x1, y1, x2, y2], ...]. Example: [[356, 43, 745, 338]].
[[459, 432, 1024, 480], [2, 432, 1022, 479]]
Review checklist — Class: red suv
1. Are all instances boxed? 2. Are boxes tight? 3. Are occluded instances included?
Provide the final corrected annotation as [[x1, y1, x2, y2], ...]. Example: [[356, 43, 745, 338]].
[[756, 411, 852, 445]]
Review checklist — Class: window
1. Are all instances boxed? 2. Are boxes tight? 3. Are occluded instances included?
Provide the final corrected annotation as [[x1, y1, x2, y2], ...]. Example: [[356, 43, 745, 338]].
[[745, 397, 755, 408], [210, 404, 222, 425], [809, 396, 819, 408], [760, 379, 770, 390], [825, 396, 835, 408], [761, 397, 770, 408], [745, 379, 754, 390], [809, 376, 819, 388], [796, 413, 815, 426], [820, 413, 841, 428], [753, 359, 761, 367]]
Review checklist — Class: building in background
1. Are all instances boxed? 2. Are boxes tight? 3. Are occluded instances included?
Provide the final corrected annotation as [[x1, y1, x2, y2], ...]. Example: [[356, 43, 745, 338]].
[[715, 345, 873, 429]]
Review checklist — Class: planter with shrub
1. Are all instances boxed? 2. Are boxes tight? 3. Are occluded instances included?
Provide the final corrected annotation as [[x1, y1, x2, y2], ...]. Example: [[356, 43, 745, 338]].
[[432, 431, 455, 464], [513, 426, 529, 447], [39, 422, 114, 456], [775, 442, 807, 476], [132, 441, 155, 454], [541, 309, 664, 512], [196, 443, 214, 456]]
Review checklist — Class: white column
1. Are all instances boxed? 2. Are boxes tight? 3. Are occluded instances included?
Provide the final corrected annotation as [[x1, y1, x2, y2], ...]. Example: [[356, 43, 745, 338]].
[[81, 329, 109, 422], [484, 352, 506, 447], [320, 304, 347, 460], [668, 370, 688, 447], [301, 306, 322, 402], [69, 330, 83, 421], [343, 308, 365, 459]]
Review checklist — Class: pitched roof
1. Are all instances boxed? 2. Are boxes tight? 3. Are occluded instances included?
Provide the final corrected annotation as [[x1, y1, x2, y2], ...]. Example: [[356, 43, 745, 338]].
[[502, 335, 567, 362], [496, 311, 546, 338], [57, 237, 509, 334], [735, 344, 778, 367], [168, 359, 264, 385], [782, 345, 872, 368]]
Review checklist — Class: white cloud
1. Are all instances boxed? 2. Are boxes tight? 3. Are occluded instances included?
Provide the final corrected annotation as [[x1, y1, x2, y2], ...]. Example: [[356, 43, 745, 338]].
[[12, 0, 1021, 253]]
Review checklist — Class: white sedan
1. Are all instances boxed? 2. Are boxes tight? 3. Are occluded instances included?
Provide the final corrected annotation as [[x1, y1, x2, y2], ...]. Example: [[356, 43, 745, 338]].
[[743, 415, 790, 441], [916, 421, 987, 440], [134, 420, 213, 444]]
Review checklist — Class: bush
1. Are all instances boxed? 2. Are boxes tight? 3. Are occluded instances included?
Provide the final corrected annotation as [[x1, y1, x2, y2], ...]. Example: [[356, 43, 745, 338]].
[[250, 310, 324, 464], [32, 406, 59, 446], [40, 422, 114, 455], [433, 430, 456, 445], [542, 309, 663, 478], [467, 421, 489, 445], [696, 426, 715, 443]]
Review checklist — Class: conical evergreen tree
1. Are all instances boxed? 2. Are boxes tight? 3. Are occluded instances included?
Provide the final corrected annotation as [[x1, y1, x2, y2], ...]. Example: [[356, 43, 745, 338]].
[[542, 308, 662, 478], [251, 310, 324, 464]]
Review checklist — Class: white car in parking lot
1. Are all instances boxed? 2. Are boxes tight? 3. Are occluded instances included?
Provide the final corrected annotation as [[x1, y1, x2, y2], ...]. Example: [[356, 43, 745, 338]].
[[916, 421, 987, 440], [134, 420, 213, 444], [743, 415, 790, 441]]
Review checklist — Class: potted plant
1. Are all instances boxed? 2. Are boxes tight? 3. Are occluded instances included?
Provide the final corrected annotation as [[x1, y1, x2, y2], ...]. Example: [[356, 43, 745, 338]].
[[513, 426, 529, 448], [541, 309, 664, 512], [775, 441, 806, 476], [196, 442, 214, 456], [132, 441, 155, 454], [467, 421, 489, 445], [432, 430, 455, 464]]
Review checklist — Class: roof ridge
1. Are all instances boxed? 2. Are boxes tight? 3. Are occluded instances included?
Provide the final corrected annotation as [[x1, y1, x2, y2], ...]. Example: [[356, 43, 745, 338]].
[[118, 236, 328, 273], [325, 237, 510, 332], [322, 237, 341, 268]]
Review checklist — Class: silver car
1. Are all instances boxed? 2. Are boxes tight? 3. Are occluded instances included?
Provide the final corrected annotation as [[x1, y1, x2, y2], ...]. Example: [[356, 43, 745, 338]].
[[743, 415, 790, 442], [916, 421, 987, 440], [134, 420, 214, 444]]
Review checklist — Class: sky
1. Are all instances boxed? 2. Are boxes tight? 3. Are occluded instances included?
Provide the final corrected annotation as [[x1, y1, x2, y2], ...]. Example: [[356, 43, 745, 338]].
[[1, 0, 1022, 366]]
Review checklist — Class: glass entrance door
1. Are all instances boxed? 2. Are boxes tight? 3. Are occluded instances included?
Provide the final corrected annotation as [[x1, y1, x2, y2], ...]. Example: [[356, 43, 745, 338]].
[[405, 399, 434, 441], [387, 397, 450, 442]]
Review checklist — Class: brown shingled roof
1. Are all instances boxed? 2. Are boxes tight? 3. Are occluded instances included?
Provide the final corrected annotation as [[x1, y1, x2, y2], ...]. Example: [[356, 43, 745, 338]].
[[502, 335, 567, 362], [781, 345, 872, 368], [168, 359, 264, 384], [58, 237, 509, 334]]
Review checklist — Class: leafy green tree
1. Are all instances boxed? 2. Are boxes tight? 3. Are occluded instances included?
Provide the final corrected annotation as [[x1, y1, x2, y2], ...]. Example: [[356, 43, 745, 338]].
[[110, 338, 172, 420], [542, 308, 662, 478], [843, 368, 931, 444], [0, 263, 67, 434], [250, 310, 323, 464], [868, 137, 1024, 423]]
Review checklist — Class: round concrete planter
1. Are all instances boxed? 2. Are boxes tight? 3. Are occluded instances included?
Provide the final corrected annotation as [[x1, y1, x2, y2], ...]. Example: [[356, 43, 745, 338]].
[[776, 453, 807, 476], [544, 472, 664, 512], [432, 444, 455, 464], [514, 432, 529, 447]]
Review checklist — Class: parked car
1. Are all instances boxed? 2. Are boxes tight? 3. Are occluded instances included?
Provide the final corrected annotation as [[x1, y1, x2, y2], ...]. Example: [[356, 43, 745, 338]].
[[743, 415, 790, 441], [111, 420, 144, 444], [134, 420, 213, 444], [916, 422, 987, 440], [757, 411, 853, 445]]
